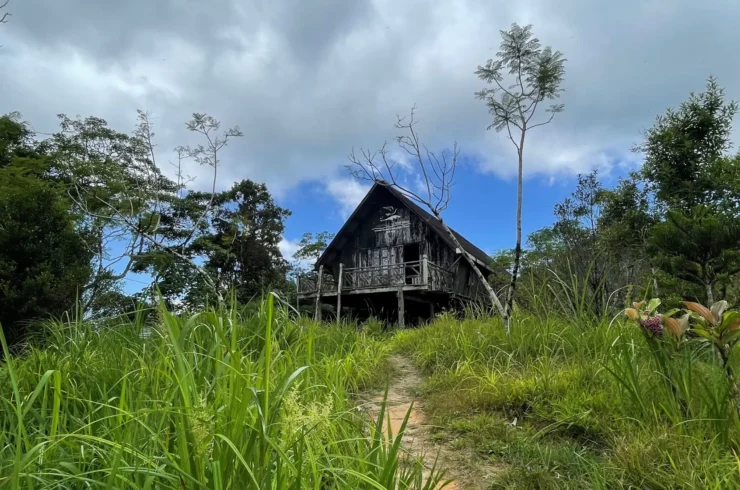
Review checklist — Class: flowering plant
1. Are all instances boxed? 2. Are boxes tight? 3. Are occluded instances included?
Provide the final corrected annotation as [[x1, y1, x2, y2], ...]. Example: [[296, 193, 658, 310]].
[[624, 298, 689, 340], [625, 298, 740, 376]]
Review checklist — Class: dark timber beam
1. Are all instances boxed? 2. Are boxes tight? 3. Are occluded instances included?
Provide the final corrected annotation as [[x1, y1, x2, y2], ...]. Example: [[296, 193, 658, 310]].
[[314, 265, 324, 322], [397, 285, 405, 328], [336, 263, 344, 324]]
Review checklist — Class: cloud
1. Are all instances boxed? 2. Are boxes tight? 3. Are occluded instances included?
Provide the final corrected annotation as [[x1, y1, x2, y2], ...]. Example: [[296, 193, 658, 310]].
[[279, 237, 319, 273], [325, 178, 371, 219], [278, 237, 301, 259], [2, 0, 739, 206]]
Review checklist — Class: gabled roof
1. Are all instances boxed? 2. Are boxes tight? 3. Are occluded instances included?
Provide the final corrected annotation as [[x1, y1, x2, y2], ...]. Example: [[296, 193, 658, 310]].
[[316, 182, 493, 271]]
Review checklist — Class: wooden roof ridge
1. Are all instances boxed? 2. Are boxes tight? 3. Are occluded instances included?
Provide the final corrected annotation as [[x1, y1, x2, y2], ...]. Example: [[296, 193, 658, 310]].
[[315, 181, 494, 271]]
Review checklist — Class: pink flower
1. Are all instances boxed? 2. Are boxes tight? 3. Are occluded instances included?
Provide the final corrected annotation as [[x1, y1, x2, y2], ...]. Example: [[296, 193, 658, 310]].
[[640, 316, 663, 336]]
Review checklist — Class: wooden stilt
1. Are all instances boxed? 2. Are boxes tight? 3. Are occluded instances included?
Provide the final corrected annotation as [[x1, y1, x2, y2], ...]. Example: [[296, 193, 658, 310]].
[[314, 265, 324, 322], [336, 264, 344, 324], [397, 285, 405, 329]]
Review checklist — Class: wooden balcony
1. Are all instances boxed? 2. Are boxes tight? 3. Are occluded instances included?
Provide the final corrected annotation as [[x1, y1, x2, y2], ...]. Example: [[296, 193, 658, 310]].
[[297, 258, 456, 298]]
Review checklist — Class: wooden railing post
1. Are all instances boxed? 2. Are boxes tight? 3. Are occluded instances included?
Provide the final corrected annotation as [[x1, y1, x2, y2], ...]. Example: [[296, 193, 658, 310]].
[[314, 265, 324, 322], [397, 284, 405, 329], [422, 254, 429, 287], [336, 264, 343, 324]]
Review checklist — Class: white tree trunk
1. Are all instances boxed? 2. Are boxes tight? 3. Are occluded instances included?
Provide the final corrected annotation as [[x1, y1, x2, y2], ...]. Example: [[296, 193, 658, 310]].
[[505, 141, 525, 333], [434, 211, 508, 320]]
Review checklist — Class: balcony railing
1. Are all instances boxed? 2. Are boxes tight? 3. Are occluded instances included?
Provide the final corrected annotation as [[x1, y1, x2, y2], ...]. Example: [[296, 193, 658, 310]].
[[297, 258, 457, 296], [296, 271, 337, 294]]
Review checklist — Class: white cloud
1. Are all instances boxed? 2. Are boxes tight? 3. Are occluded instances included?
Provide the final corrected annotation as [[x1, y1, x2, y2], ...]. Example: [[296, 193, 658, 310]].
[[279, 237, 316, 272], [325, 178, 371, 219], [2, 0, 740, 195], [278, 237, 301, 261]]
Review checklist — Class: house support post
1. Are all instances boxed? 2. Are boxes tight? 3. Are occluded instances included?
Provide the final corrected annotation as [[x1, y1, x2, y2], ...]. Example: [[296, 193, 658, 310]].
[[336, 264, 344, 324], [397, 285, 405, 329], [296, 276, 300, 312], [314, 265, 324, 322], [422, 254, 429, 288]]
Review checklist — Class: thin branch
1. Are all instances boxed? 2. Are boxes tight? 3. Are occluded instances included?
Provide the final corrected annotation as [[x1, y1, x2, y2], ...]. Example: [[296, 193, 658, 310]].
[[504, 122, 521, 153], [527, 111, 557, 130], [0, 0, 9, 24]]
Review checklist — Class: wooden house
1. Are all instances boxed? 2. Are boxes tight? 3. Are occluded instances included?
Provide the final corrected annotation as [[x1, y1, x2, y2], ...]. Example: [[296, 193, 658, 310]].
[[297, 183, 493, 326]]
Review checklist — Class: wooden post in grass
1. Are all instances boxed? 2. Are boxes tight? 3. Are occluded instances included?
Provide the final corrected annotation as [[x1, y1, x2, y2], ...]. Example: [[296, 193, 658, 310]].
[[337, 263, 344, 324], [397, 284, 405, 329], [315, 265, 324, 322]]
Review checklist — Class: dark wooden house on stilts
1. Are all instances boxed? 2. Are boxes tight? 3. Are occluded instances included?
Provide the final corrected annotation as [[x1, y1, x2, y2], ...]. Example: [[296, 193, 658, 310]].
[[297, 183, 493, 326]]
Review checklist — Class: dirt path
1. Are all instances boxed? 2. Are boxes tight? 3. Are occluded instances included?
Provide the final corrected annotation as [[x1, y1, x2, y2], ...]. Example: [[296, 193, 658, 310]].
[[362, 354, 504, 489]]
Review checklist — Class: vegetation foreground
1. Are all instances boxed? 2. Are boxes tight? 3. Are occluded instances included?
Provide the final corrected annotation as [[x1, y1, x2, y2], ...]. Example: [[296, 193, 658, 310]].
[[0, 296, 443, 490], [397, 310, 740, 489], [4, 297, 740, 489]]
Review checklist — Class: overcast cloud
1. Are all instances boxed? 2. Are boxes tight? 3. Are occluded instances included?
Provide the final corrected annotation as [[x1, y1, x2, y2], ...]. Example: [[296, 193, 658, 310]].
[[2, 0, 740, 207]]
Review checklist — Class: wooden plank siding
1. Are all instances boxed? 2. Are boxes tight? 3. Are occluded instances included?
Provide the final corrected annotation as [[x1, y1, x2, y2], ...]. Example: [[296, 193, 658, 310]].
[[299, 185, 491, 301]]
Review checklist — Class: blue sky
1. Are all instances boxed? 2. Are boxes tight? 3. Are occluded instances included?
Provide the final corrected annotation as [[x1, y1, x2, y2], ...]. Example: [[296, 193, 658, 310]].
[[279, 154, 633, 257]]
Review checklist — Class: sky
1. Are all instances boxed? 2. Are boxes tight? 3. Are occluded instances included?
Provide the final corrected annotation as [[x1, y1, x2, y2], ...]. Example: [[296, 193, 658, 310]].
[[2, 0, 740, 293]]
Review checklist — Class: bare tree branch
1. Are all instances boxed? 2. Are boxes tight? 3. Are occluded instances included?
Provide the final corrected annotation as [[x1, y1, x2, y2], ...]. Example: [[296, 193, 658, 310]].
[[347, 107, 508, 318], [0, 0, 10, 25], [177, 114, 243, 254]]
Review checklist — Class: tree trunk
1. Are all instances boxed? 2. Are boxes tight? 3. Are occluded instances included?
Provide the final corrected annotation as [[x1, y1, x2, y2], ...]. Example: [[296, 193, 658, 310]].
[[706, 282, 715, 306], [433, 210, 508, 321], [505, 142, 525, 332], [651, 267, 660, 297]]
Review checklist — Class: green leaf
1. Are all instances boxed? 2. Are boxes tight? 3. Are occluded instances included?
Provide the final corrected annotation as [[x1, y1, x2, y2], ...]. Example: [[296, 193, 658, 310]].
[[647, 298, 661, 313], [691, 327, 716, 343]]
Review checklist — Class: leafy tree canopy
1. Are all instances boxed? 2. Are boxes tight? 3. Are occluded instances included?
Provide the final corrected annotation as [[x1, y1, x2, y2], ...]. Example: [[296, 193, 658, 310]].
[[0, 114, 93, 345]]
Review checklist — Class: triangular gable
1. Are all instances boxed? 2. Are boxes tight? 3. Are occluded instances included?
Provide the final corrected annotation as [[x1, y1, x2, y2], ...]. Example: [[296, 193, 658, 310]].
[[316, 182, 493, 272]]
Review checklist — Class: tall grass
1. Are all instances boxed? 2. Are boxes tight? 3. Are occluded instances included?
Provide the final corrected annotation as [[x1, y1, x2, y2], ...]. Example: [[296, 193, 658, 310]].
[[395, 313, 740, 488], [0, 295, 444, 489]]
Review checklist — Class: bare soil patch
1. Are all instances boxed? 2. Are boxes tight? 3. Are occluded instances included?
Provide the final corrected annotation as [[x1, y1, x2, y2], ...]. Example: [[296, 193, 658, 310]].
[[361, 354, 506, 489]]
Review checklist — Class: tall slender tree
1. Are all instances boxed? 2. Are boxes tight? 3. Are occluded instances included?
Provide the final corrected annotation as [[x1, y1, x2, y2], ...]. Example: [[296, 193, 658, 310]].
[[475, 23, 566, 330]]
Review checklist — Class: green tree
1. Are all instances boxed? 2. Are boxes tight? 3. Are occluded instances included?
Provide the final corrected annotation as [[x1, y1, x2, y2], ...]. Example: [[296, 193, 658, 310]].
[[636, 78, 740, 304], [475, 23, 566, 329], [597, 176, 659, 296], [650, 206, 740, 304], [139, 180, 291, 308], [294, 232, 334, 268], [48, 111, 244, 310], [46, 112, 179, 313], [488, 249, 516, 295], [192, 180, 291, 305], [637, 77, 739, 212], [0, 114, 92, 346]]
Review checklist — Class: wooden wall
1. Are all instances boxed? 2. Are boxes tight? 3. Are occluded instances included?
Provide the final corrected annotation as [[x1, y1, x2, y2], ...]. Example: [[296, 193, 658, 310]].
[[327, 187, 486, 298]]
